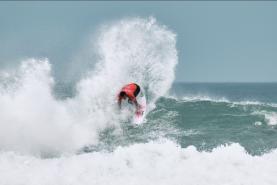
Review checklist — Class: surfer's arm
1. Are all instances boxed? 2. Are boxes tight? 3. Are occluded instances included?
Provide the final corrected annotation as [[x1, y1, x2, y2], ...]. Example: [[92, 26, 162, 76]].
[[118, 97, 122, 109], [133, 99, 141, 110], [127, 96, 139, 107]]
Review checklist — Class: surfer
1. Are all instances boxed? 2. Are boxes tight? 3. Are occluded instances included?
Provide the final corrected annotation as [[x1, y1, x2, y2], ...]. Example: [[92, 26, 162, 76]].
[[118, 83, 142, 113]]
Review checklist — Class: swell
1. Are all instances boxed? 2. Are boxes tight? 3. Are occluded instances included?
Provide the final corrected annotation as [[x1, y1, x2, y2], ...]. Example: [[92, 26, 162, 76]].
[[147, 96, 277, 155]]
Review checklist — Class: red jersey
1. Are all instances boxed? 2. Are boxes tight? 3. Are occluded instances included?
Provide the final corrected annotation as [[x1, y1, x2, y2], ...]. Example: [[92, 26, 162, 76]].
[[119, 83, 138, 101]]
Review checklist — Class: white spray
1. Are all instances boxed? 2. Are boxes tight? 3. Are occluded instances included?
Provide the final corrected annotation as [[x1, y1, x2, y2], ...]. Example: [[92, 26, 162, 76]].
[[0, 17, 178, 156]]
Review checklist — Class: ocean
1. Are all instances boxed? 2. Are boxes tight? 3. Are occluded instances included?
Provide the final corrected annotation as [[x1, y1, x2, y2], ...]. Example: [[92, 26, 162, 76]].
[[1, 17, 277, 185]]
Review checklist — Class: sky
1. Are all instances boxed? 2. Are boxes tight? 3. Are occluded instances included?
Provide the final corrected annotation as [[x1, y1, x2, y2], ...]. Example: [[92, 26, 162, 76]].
[[0, 1, 277, 82]]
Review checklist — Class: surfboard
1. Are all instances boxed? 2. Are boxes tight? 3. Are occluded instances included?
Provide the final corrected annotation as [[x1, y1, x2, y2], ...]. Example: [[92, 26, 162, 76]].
[[132, 91, 147, 125]]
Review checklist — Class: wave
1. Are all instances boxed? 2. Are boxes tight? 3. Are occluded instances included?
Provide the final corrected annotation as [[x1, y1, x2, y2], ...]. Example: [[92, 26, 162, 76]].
[[0, 17, 178, 156], [176, 95, 277, 126], [1, 139, 277, 185], [176, 95, 277, 108], [175, 95, 277, 123]]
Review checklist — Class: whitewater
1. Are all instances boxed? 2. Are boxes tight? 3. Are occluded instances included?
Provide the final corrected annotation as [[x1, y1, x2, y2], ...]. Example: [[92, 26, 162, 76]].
[[1, 17, 277, 185]]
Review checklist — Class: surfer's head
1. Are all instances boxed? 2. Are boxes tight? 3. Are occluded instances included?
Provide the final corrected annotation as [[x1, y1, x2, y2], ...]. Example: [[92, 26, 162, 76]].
[[119, 91, 127, 99]]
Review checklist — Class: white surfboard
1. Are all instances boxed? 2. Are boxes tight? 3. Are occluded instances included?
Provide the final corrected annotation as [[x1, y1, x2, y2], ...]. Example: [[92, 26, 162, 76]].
[[132, 91, 147, 125]]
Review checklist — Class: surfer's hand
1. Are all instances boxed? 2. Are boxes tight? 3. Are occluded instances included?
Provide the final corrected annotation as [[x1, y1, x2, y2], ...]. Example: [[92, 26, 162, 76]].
[[135, 109, 143, 115], [137, 104, 142, 109], [135, 105, 143, 114]]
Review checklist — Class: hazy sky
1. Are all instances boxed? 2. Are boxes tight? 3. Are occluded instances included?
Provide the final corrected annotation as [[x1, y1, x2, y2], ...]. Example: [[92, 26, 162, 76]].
[[0, 1, 276, 82]]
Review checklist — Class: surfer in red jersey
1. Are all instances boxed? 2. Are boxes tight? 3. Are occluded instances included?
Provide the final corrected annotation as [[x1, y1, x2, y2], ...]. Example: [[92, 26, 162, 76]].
[[118, 83, 141, 112]]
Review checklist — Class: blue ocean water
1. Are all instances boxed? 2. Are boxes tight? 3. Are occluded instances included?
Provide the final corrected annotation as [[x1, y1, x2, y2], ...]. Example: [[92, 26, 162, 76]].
[[169, 83, 277, 154]]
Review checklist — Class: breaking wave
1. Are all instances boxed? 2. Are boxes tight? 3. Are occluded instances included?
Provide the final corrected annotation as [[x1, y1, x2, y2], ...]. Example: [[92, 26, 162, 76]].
[[0, 17, 178, 156]]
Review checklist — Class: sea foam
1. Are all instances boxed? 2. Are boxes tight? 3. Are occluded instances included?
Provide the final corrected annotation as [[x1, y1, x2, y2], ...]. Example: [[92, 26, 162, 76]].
[[1, 139, 277, 185]]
